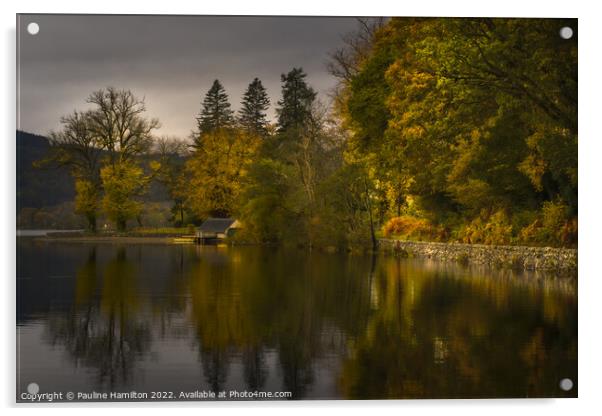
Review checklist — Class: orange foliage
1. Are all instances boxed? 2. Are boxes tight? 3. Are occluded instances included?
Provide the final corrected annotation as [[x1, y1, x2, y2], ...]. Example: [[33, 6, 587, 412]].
[[382, 216, 445, 241]]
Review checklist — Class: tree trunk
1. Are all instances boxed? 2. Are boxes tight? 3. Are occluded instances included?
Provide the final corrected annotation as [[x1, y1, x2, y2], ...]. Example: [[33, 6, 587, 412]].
[[117, 218, 127, 232], [364, 177, 378, 250], [87, 214, 97, 233]]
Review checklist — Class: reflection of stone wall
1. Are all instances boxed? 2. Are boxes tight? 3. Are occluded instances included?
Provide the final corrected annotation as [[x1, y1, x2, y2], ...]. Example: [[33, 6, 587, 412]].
[[378, 239, 577, 273]]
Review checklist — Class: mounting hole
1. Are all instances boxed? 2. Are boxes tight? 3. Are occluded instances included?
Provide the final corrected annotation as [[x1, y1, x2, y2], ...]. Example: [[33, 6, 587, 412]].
[[27, 22, 40, 35], [27, 382, 39, 394], [559, 378, 573, 391], [559, 26, 573, 40]]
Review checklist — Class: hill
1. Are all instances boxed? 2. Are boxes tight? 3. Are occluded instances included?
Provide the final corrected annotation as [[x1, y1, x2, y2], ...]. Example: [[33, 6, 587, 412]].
[[16, 130, 75, 209]]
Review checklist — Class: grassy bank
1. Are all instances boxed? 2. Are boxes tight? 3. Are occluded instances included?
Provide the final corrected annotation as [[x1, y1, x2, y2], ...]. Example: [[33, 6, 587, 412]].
[[38, 235, 175, 244], [29, 227, 195, 244]]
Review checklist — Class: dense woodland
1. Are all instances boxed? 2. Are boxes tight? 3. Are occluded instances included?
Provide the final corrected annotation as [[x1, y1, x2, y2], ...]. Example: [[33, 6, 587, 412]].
[[18, 18, 577, 248]]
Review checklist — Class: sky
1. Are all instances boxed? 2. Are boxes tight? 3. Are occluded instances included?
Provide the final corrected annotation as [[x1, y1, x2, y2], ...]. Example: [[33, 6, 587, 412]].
[[17, 14, 360, 138]]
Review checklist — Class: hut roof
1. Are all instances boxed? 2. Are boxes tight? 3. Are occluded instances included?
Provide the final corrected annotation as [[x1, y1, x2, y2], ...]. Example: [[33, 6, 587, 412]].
[[198, 218, 236, 233]]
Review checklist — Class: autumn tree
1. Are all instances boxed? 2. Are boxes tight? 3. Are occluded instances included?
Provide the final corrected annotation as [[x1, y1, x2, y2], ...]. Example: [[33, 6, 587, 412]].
[[73, 179, 101, 231], [187, 129, 260, 219], [154, 136, 190, 226], [85, 87, 159, 230], [333, 17, 578, 246], [239, 78, 270, 136], [43, 110, 103, 231], [100, 163, 148, 231]]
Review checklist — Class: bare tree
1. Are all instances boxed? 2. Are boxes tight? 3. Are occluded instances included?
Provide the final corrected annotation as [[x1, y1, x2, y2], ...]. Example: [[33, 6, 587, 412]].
[[47, 110, 103, 182], [327, 18, 386, 84], [86, 87, 160, 165], [154, 136, 190, 226], [154, 135, 190, 158]]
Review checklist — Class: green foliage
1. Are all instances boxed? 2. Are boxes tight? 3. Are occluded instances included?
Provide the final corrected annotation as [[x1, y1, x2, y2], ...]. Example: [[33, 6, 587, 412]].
[[196, 79, 235, 137], [138, 202, 172, 228], [239, 78, 270, 135], [519, 127, 578, 214], [237, 158, 300, 243], [312, 163, 374, 250], [276, 68, 317, 134], [36, 20, 577, 250], [154, 136, 190, 226], [333, 17, 577, 247], [345, 36, 395, 153], [236, 69, 374, 250], [519, 200, 577, 247]]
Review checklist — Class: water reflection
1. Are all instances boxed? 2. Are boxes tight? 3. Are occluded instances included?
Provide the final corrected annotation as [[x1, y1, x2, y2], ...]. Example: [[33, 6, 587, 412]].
[[17, 241, 577, 399], [340, 260, 577, 398], [44, 247, 152, 388]]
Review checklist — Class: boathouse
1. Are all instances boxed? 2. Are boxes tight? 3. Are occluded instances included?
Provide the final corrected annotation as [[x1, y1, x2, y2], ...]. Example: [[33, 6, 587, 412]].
[[196, 218, 240, 244]]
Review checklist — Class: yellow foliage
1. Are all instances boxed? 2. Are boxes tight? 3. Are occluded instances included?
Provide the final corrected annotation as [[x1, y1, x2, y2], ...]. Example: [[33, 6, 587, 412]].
[[74, 179, 99, 219], [100, 163, 147, 231], [518, 200, 577, 247], [457, 210, 513, 245], [186, 129, 260, 218], [518, 154, 547, 192]]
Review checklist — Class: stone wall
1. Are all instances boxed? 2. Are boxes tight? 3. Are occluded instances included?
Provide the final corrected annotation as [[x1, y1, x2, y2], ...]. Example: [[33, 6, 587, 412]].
[[378, 239, 577, 273]]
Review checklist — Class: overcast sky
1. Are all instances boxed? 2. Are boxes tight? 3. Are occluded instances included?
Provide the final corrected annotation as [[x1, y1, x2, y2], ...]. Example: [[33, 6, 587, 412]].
[[17, 14, 360, 138]]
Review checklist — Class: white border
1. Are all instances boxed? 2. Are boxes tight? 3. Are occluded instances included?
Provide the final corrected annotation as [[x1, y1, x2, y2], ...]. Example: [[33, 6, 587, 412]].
[[2, 1, 601, 414]]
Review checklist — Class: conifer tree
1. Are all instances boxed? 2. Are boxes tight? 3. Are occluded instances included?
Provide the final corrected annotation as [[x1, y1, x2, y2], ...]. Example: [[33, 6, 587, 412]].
[[276, 68, 317, 134], [196, 80, 235, 135], [239, 78, 270, 135]]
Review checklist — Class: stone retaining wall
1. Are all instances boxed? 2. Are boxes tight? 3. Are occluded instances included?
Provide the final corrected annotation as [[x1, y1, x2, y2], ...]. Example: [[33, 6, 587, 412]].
[[378, 239, 577, 272]]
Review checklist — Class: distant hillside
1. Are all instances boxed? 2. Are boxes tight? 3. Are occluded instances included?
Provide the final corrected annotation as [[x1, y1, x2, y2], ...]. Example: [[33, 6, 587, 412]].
[[16, 130, 75, 209], [16, 129, 170, 210]]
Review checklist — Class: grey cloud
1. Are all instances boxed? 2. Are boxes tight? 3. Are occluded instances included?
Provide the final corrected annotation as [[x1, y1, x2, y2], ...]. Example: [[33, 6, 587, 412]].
[[17, 14, 360, 137]]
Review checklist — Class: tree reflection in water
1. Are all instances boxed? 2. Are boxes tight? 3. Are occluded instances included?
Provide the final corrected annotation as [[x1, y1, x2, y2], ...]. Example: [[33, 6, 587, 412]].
[[339, 260, 577, 398], [44, 247, 152, 388], [32, 244, 575, 399]]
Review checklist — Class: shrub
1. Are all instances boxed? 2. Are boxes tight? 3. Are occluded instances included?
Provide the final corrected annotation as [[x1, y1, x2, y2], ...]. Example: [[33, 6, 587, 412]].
[[456, 210, 513, 245], [382, 216, 445, 241], [518, 200, 577, 247]]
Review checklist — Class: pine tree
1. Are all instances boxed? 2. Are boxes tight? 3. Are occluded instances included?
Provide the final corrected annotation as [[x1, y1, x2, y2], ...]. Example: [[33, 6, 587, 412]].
[[196, 80, 235, 135], [276, 68, 317, 134], [239, 78, 270, 135]]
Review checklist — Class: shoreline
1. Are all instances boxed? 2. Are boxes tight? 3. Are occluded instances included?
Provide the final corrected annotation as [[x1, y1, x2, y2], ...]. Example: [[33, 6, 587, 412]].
[[24, 235, 176, 245], [18, 234, 578, 274], [379, 238, 577, 274]]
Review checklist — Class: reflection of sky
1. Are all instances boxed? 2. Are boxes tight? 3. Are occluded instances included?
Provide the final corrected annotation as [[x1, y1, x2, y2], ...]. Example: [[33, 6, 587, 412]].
[[17, 319, 343, 399], [17, 15, 359, 139]]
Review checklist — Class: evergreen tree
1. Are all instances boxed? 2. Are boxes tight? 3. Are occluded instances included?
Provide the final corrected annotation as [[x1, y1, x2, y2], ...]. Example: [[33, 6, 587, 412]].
[[239, 78, 270, 135], [196, 80, 235, 135], [276, 68, 317, 134]]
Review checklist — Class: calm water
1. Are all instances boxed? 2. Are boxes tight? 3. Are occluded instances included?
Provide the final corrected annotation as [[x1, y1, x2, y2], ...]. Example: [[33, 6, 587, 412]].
[[16, 239, 577, 401]]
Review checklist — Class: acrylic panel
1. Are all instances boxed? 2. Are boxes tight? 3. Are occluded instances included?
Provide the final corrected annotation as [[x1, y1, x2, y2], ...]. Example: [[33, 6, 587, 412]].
[[16, 14, 578, 403]]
